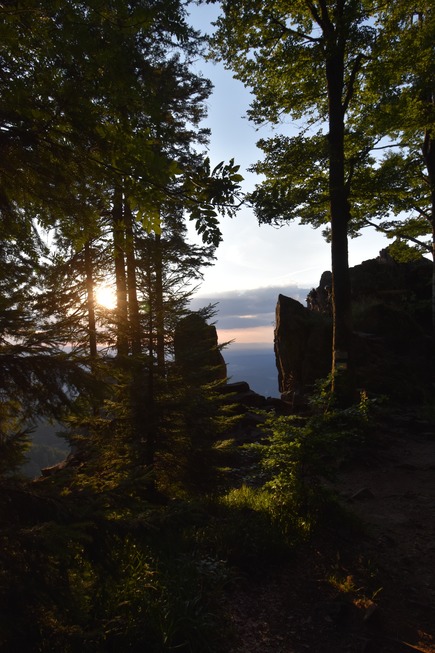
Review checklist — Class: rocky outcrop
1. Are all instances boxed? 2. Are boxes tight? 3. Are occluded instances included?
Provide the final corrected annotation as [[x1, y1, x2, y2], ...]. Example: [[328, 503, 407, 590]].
[[306, 271, 332, 314], [174, 313, 227, 384], [275, 250, 433, 403], [220, 381, 289, 443], [274, 294, 332, 404]]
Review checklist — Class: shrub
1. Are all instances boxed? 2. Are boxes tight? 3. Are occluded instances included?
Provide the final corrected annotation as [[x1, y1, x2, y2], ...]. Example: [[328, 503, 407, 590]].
[[254, 384, 375, 534]]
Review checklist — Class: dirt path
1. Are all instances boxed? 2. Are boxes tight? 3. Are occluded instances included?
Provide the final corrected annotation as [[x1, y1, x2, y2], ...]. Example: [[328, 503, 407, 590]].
[[336, 411, 435, 652], [226, 410, 435, 653]]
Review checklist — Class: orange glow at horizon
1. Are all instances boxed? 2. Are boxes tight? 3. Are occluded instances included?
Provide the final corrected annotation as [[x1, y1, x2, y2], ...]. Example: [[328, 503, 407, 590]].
[[217, 325, 274, 346]]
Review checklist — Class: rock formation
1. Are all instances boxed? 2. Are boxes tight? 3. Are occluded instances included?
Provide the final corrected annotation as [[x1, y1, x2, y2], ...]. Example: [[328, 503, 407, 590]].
[[274, 294, 332, 404], [275, 249, 433, 403], [174, 312, 227, 384]]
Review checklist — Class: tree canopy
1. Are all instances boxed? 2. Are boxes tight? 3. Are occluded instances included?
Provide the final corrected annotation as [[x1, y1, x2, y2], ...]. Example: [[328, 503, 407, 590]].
[[0, 0, 242, 474]]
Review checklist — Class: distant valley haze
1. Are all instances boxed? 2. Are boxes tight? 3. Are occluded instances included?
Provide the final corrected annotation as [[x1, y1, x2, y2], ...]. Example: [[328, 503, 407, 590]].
[[223, 346, 280, 398]]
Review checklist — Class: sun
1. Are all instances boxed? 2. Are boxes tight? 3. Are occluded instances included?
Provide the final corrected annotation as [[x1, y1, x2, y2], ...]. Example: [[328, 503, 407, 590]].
[[95, 283, 116, 309]]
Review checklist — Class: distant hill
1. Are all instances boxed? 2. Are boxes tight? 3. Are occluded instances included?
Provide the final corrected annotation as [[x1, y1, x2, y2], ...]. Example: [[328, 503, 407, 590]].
[[223, 346, 279, 398]]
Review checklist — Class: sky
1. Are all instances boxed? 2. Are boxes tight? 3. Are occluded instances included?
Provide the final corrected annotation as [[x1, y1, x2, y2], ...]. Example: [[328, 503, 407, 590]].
[[186, 3, 390, 349]]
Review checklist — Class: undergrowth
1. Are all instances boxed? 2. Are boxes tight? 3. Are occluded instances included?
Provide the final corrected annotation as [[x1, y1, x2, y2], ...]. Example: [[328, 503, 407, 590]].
[[241, 379, 377, 536], [0, 379, 379, 652]]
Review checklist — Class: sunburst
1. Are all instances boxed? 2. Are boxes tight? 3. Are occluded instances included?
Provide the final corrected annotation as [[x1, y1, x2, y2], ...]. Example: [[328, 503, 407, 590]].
[[95, 283, 116, 309]]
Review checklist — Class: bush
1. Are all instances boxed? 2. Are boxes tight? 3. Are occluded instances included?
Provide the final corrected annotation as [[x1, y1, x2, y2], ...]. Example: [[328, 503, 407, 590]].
[[253, 384, 375, 534]]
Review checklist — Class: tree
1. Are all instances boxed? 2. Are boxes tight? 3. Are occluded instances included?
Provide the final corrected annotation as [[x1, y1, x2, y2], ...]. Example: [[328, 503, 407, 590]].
[[0, 196, 99, 470], [98, 192, 218, 484], [358, 2, 435, 336], [210, 0, 378, 400], [0, 0, 243, 482], [135, 206, 216, 371], [1, 0, 242, 353]]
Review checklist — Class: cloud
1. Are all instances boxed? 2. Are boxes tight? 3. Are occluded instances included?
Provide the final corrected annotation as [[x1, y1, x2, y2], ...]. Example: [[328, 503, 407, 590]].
[[189, 284, 310, 344]]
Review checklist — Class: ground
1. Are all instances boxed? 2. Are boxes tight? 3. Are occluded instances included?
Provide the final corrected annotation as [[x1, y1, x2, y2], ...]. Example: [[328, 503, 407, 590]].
[[225, 409, 435, 653]]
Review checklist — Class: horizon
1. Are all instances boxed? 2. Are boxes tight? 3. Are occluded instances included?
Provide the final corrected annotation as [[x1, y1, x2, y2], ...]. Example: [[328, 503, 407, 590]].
[[190, 282, 311, 349]]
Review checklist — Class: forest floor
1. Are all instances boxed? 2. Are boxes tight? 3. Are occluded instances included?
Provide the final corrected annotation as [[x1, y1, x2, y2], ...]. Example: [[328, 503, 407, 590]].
[[225, 408, 435, 653]]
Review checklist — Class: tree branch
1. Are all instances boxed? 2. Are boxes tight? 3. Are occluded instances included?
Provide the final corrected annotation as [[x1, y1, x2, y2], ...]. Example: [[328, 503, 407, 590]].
[[371, 141, 408, 150], [306, 1, 324, 30], [410, 205, 431, 221], [364, 217, 432, 252], [343, 53, 364, 114], [312, 0, 334, 36], [269, 15, 322, 44]]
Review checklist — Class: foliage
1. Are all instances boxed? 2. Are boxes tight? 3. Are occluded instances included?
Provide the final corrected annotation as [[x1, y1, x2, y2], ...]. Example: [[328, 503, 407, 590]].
[[0, 0, 243, 482], [249, 132, 330, 229], [355, 1, 435, 328], [0, 366, 381, 653], [0, 400, 31, 476], [67, 531, 230, 652], [1, 1, 414, 650], [0, 481, 232, 652], [0, 2, 243, 644], [210, 484, 298, 567], [251, 383, 374, 534], [209, 0, 378, 233]]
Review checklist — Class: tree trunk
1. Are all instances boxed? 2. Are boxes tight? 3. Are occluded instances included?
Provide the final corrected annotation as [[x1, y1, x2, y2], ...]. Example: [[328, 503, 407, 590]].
[[84, 241, 97, 359], [432, 229, 435, 340], [422, 130, 435, 380], [422, 130, 435, 333], [326, 41, 354, 402], [143, 252, 157, 472], [124, 200, 142, 356], [112, 185, 129, 357], [154, 233, 166, 375]]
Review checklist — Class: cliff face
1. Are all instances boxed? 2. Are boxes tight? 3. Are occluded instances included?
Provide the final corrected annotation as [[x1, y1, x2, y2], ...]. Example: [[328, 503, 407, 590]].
[[275, 251, 433, 404]]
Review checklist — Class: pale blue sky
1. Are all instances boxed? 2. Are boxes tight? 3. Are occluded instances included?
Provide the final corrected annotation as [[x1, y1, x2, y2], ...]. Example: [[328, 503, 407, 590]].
[[187, 2, 389, 345]]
